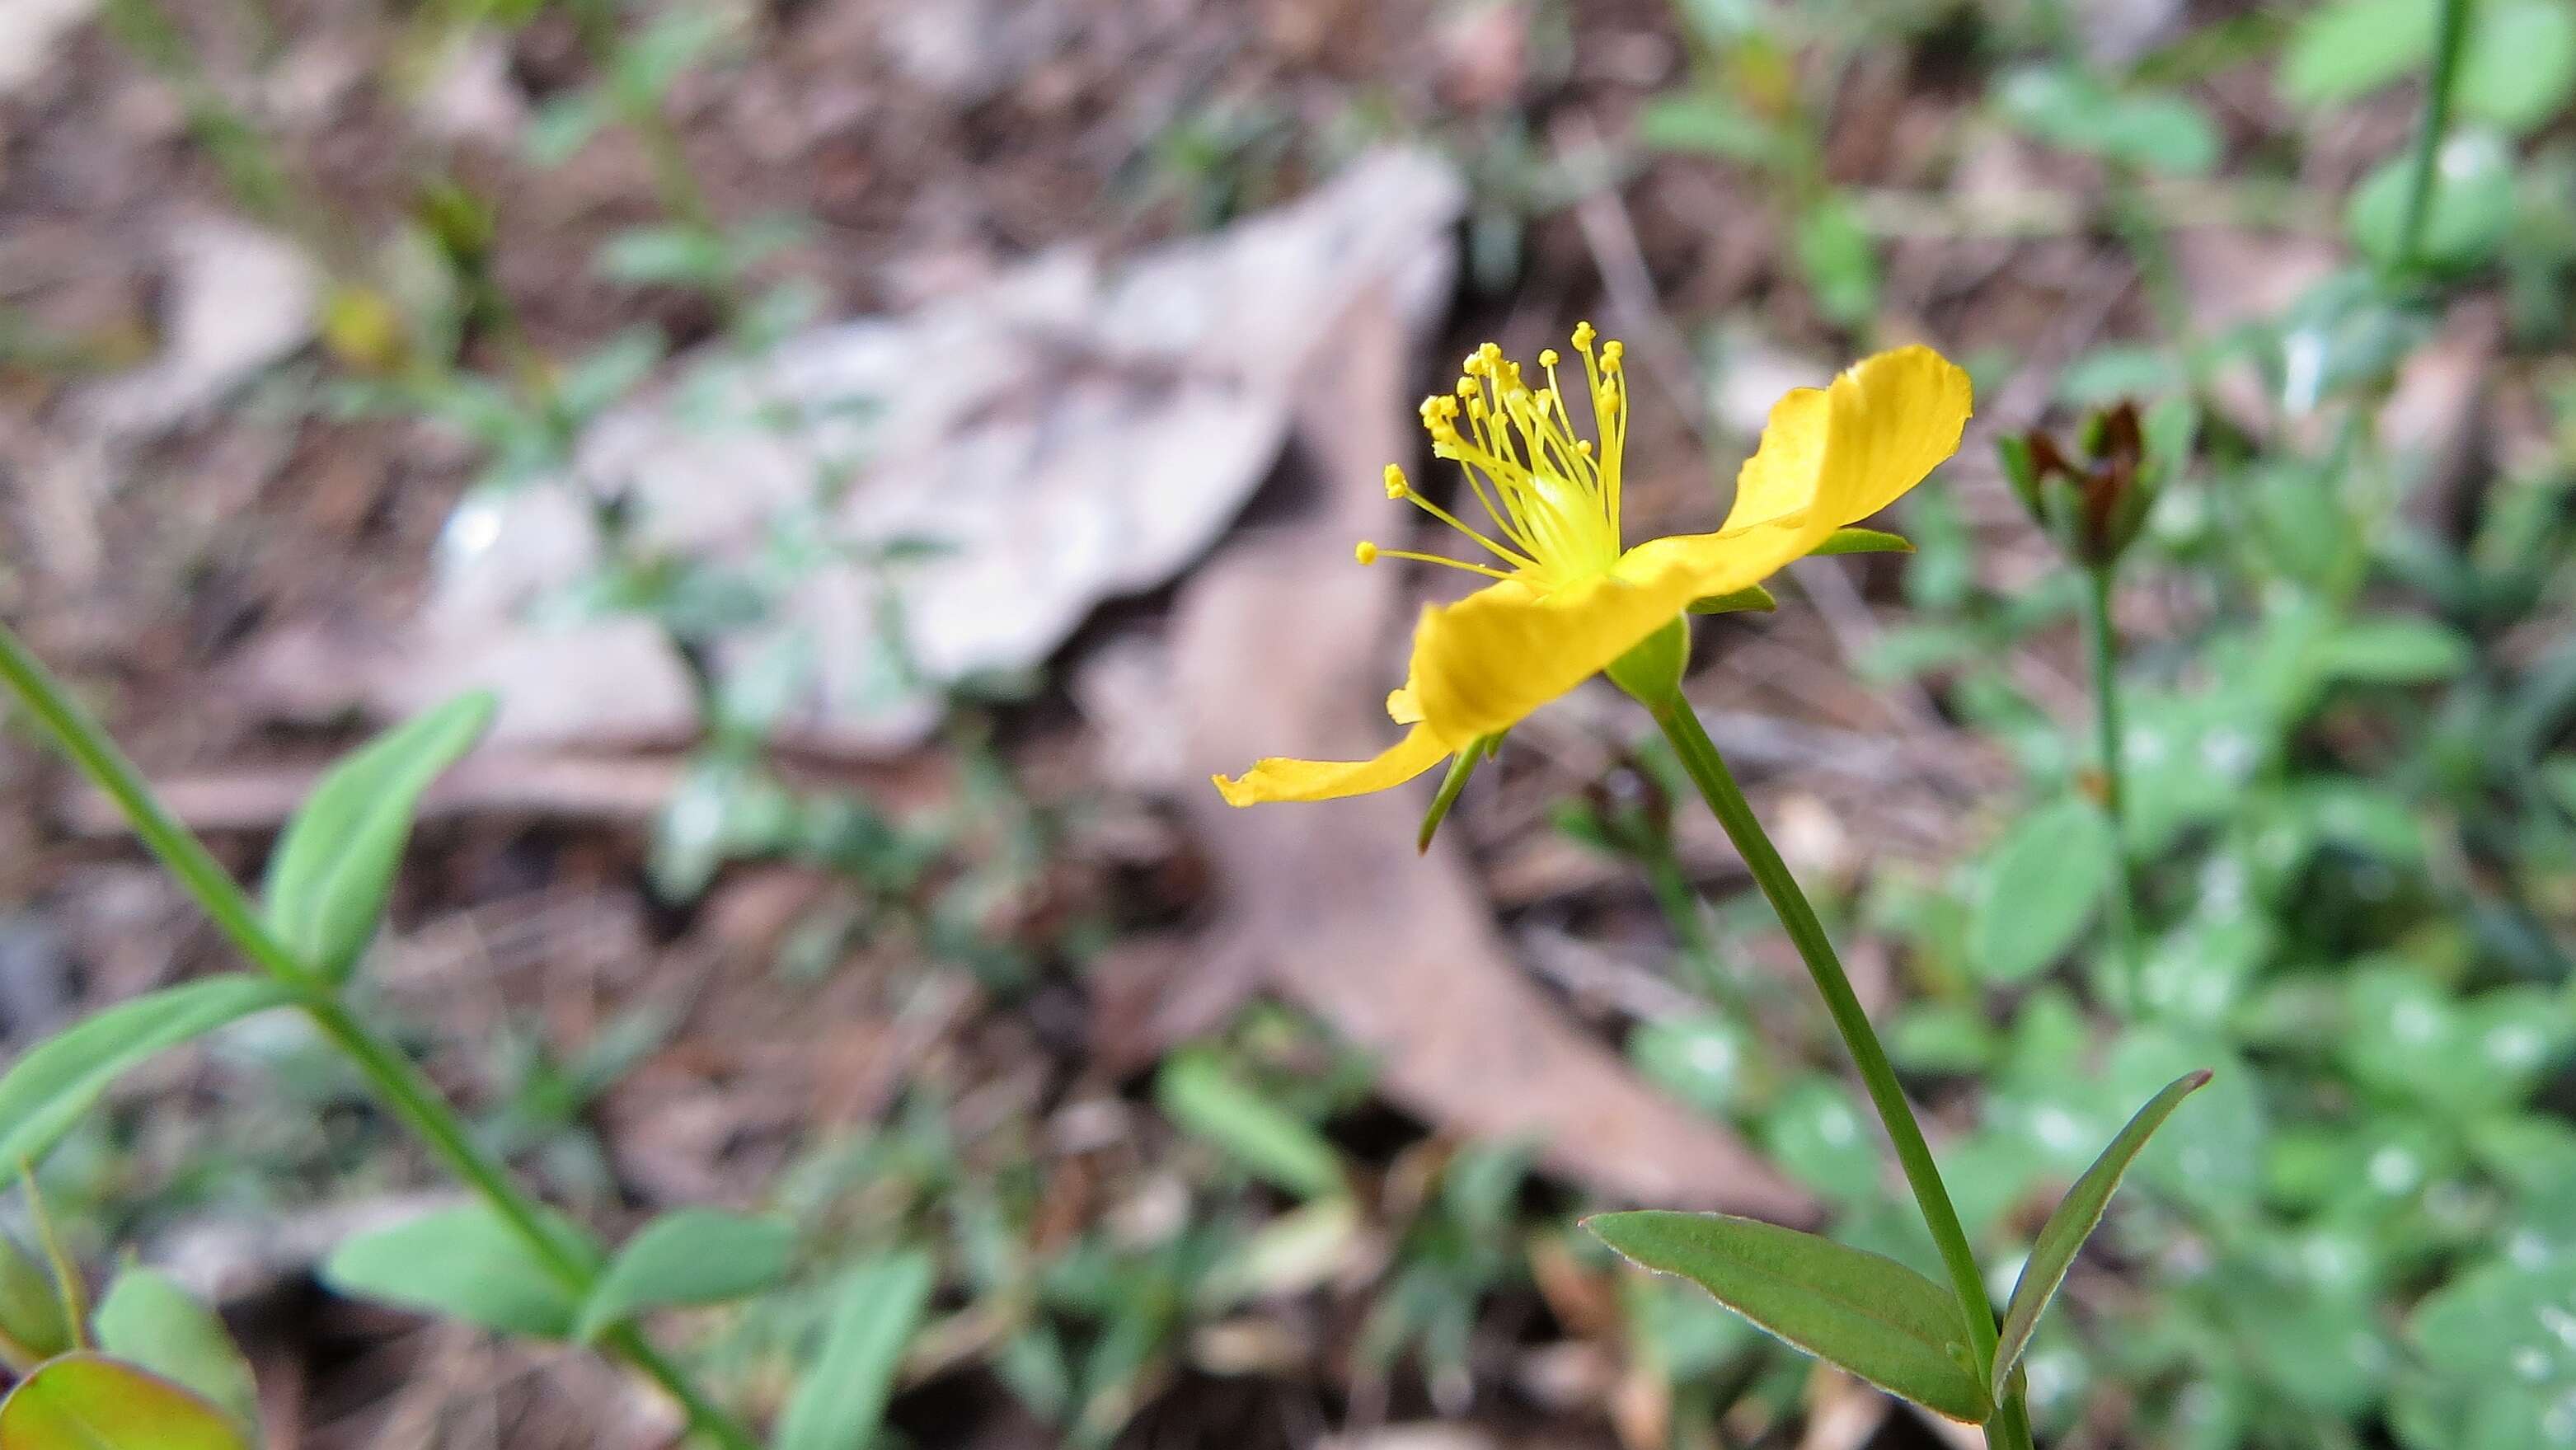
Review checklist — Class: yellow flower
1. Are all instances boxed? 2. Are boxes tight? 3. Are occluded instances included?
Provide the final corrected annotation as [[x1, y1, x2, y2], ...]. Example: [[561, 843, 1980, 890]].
[[1213, 329, 1971, 807]]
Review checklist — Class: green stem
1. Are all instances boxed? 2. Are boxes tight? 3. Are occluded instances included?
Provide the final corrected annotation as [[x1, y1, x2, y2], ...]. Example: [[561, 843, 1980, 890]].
[[2081, 565, 2142, 1011], [0, 628, 306, 985], [2393, 0, 2470, 275], [566, 0, 740, 317], [1646, 697, 2034, 1450], [0, 622, 761, 1450]]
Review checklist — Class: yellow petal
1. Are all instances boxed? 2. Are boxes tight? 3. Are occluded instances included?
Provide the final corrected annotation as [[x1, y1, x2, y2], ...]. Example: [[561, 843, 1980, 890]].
[[1387, 686, 1424, 725], [1213, 724, 1452, 805], [1721, 386, 1829, 533], [1819, 344, 1973, 524], [1719, 346, 1972, 539], [1610, 512, 1821, 606], [1407, 568, 1709, 740]]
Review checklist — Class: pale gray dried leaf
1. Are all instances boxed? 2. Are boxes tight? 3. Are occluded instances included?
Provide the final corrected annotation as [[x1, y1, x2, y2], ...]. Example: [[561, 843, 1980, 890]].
[[76, 217, 321, 439], [0, 0, 97, 96], [391, 148, 1466, 757]]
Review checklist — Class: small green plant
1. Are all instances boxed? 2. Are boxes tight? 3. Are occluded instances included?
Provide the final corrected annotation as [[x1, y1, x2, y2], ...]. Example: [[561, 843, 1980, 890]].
[[0, 1185, 260, 1445], [0, 636, 928, 1447], [1214, 326, 2208, 1448]]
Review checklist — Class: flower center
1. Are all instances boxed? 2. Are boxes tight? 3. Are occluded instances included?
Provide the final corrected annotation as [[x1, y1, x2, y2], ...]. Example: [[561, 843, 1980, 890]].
[[1358, 325, 1630, 594]]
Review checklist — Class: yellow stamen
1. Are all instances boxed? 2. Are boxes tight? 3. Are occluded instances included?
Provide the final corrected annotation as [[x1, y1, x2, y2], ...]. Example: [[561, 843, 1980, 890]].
[[1359, 545, 1512, 580], [1371, 326, 1636, 593]]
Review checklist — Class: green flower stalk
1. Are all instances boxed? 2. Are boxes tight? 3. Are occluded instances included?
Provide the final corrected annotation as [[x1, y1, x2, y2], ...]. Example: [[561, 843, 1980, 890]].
[[1997, 401, 2189, 1009]]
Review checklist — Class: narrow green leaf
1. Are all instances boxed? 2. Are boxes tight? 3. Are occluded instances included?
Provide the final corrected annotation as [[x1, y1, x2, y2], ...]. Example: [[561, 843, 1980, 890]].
[[1687, 584, 1779, 615], [322, 1204, 584, 1338], [1791, 194, 1879, 328], [1156, 1049, 1346, 1200], [1634, 93, 1795, 168], [1814, 528, 1915, 556], [0, 978, 295, 1187], [575, 1208, 796, 1341], [1990, 1069, 2212, 1401], [2314, 617, 2471, 684], [1586, 1211, 1992, 1423], [93, 1269, 260, 1442], [775, 1252, 935, 1450], [262, 692, 496, 983], [0, 1354, 252, 1450]]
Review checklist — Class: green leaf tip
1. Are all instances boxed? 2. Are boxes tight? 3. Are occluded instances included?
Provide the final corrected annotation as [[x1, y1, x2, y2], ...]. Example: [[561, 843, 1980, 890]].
[[264, 691, 500, 983], [1989, 1068, 2212, 1402]]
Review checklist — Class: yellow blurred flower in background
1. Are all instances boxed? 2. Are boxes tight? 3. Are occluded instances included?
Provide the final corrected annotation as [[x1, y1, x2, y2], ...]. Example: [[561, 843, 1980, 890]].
[[1213, 330, 1973, 807]]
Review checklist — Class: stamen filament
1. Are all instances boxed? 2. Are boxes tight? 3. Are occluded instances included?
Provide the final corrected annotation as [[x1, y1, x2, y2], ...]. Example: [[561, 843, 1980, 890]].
[[1387, 467, 1537, 570], [1378, 325, 1634, 594], [1356, 543, 1513, 580]]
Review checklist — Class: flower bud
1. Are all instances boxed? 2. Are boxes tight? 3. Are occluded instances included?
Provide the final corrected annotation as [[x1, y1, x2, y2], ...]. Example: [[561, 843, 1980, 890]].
[[2001, 399, 2187, 570]]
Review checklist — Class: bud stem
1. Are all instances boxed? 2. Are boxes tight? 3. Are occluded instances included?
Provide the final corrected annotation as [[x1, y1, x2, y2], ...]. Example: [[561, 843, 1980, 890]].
[[2083, 565, 2142, 1011]]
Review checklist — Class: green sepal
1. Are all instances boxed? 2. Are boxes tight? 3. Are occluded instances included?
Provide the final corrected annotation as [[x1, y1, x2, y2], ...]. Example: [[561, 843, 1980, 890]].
[[1418, 734, 1502, 854], [1996, 434, 2043, 519], [1687, 585, 1778, 615], [1813, 527, 1915, 556], [1605, 617, 1693, 705]]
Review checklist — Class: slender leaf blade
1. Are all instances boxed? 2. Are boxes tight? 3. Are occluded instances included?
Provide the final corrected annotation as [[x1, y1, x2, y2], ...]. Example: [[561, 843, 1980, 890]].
[[93, 1269, 260, 1442], [575, 1208, 796, 1341], [0, 1354, 252, 1450], [262, 692, 496, 983], [322, 1204, 582, 1338], [0, 978, 295, 1187], [1586, 1210, 1992, 1422], [1991, 1069, 2212, 1401], [776, 1251, 935, 1450], [1156, 1049, 1346, 1200]]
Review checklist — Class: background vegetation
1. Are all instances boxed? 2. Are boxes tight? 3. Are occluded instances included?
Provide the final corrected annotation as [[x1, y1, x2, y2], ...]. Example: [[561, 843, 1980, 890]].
[[3, 0, 2574, 1447]]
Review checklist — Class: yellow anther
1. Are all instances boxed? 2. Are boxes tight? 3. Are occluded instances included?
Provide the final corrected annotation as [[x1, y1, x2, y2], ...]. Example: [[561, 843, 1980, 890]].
[[1378, 333, 1634, 593], [1355, 541, 1380, 565], [1601, 340, 1624, 368]]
